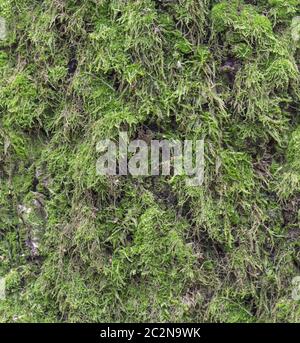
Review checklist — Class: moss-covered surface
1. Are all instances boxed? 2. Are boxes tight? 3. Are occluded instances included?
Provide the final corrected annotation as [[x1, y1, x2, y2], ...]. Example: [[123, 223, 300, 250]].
[[0, 0, 300, 323]]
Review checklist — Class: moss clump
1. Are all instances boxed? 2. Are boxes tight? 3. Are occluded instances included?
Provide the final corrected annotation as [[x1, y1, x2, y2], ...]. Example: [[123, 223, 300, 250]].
[[0, 0, 300, 323], [268, 0, 300, 21]]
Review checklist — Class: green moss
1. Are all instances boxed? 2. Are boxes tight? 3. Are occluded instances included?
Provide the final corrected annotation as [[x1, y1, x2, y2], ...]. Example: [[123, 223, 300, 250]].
[[212, 2, 274, 47], [0, 0, 300, 323], [276, 126, 300, 198], [208, 292, 255, 323], [265, 58, 299, 90], [1, 71, 41, 129], [268, 0, 300, 20]]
